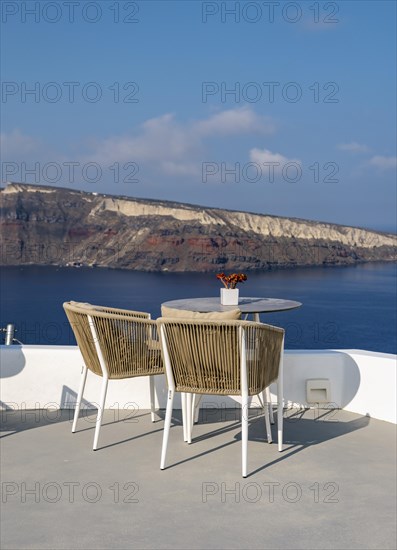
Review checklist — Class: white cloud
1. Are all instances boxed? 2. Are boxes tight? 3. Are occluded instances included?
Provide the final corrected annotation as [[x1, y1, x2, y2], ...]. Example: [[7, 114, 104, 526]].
[[2, 109, 277, 183], [161, 161, 200, 176], [249, 147, 301, 167], [86, 113, 200, 167], [337, 142, 370, 153], [248, 148, 302, 183], [85, 108, 274, 176], [196, 107, 274, 136], [0, 129, 39, 156], [369, 155, 397, 170]]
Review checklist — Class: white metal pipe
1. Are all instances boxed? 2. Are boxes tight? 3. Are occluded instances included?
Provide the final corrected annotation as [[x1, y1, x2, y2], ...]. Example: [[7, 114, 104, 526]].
[[5, 324, 15, 346], [278, 336, 285, 452]]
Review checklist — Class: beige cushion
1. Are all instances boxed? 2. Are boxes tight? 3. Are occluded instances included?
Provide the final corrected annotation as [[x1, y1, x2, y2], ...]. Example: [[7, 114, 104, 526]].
[[161, 305, 241, 320]]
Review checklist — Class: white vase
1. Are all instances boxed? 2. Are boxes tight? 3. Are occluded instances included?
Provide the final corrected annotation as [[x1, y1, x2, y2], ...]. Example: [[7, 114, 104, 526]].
[[220, 288, 239, 306]]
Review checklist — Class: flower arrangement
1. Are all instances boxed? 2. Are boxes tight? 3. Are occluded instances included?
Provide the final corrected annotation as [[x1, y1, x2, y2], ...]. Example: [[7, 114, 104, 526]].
[[216, 272, 247, 289]]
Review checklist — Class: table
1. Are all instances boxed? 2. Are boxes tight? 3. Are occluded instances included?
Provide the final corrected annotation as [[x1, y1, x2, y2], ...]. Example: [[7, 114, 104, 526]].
[[162, 296, 302, 321], [161, 296, 302, 435]]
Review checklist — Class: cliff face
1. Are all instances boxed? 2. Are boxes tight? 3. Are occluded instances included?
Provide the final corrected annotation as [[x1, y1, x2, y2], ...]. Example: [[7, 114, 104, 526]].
[[1, 182, 396, 271]]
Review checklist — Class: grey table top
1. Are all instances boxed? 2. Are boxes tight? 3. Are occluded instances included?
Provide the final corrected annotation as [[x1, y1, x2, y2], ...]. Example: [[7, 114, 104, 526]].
[[162, 297, 302, 314]]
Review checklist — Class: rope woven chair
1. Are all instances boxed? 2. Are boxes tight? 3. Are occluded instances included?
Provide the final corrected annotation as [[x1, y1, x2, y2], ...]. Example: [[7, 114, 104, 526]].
[[63, 301, 163, 450], [158, 318, 285, 478]]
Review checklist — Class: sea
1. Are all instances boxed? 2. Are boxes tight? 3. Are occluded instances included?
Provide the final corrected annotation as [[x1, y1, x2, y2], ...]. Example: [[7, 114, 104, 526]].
[[0, 263, 396, 354]]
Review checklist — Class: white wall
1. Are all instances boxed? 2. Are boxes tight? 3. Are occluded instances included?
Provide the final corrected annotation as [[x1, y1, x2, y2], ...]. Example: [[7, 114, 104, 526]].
[[1, 345, 396, 423]]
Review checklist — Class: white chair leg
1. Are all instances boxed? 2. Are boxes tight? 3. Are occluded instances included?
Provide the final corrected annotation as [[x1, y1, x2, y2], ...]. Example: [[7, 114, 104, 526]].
[[189, 394, 201, 440], [190, 393, 196, 438], [191, 394, 196, 422], [181, 393, 188, 442], [265, 386, 275, 424], [242, 394, 249, 478], [277, 356, 284, 452], [193, 394, 202, 424], [72, 366, 88, 433], [186, 393, 192, 444], [93, 376, 108, 451], [264, 397, 272, 443], [160, 389, 175, 470], [149, 376, 156, 422]]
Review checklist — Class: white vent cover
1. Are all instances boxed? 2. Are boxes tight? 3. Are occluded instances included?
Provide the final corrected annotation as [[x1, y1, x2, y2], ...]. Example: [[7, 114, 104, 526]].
[[306, 379, 331, 404]]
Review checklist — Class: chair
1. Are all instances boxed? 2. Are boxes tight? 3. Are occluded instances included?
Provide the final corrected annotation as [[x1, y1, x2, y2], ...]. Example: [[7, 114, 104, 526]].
[[160, 304, 242, 443], [63, 301, 164, 450], [158, 318, 284, 477]]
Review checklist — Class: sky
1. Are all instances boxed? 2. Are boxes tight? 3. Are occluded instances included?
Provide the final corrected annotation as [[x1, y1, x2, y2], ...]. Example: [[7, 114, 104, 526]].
[[1, 0, 396, 232]]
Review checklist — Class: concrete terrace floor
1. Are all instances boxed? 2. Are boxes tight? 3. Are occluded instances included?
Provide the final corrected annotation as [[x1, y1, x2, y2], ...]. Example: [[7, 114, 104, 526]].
[[1, 407, 396, 550]]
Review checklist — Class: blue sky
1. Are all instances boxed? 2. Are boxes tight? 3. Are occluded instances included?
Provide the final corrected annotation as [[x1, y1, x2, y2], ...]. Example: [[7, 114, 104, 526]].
[[1, 0, 396, 232]]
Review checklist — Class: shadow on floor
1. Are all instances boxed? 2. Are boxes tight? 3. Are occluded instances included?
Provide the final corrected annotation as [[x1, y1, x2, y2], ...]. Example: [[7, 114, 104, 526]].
[[158, 407, 370, 476], [1, 402, 370, 475]]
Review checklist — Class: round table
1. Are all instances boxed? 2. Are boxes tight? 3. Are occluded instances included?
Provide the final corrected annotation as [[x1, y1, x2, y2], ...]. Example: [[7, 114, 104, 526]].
[[161, 296, 301, 428], [162, 296, 302, 321]]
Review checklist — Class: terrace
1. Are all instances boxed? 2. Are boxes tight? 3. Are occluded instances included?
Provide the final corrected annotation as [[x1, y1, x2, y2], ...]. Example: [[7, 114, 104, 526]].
[[1, 344, 396, 549]]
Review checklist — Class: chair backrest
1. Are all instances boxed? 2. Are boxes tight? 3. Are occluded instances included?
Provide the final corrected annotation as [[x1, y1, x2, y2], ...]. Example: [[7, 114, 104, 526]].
[[157, 318, 284, 396], [63, 302, 163, 379], [64, 302, 103, 376], [69, 301, 151, 319]]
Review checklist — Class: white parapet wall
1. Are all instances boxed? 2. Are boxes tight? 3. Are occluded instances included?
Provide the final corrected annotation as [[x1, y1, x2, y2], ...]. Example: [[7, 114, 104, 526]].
[[0, 345, 396, 424]]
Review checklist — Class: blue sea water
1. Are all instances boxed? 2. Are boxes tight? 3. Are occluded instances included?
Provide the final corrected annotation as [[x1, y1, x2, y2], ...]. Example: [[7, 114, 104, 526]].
[[0, 263, 396, 353]]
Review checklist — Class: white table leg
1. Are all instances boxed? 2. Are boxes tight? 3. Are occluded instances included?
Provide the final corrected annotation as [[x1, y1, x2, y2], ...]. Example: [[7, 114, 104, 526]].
[[266, 386, 275, 424], [252, 312, 275, 424]]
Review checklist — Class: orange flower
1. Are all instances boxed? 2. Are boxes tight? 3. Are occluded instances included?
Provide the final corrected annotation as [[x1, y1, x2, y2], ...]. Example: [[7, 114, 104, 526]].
[[216, 272, 247, 289]]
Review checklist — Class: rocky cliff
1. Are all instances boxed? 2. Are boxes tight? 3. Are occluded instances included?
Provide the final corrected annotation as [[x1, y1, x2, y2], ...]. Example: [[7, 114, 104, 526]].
[[1, 182, 396, 271]]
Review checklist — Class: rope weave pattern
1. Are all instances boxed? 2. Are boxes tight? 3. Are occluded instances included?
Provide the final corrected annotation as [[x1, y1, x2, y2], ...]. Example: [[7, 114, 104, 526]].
[[91, 305, 150, 319], [69, 301, 150, 319], [159, 319, 284, 396], [64, 304, 103, 376], [64, 302, 163, 379]]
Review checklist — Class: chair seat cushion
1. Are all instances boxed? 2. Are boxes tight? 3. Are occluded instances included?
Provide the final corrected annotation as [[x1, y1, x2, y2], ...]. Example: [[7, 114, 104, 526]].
[[161, 305, 241, 320]]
